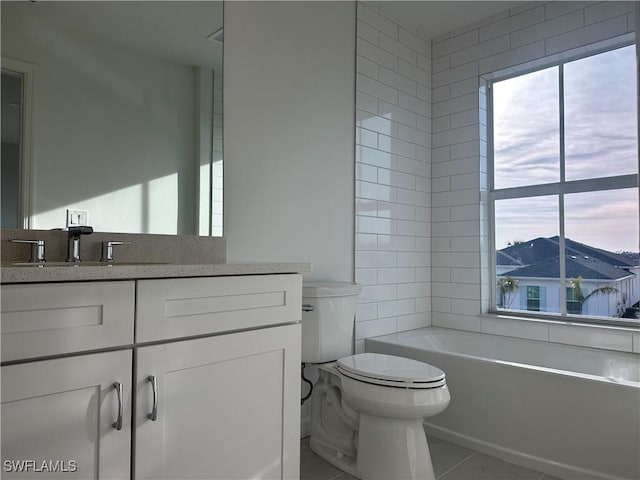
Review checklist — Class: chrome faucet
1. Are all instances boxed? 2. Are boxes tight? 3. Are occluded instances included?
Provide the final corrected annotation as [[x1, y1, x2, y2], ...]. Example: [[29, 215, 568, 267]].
[[10, 239, 46, 263], [67, 226, 93, 262], [101, 241, 131, 263]]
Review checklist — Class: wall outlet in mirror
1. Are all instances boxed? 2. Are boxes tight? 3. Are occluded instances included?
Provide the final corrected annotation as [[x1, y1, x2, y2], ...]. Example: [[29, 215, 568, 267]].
[[66, 209, 88, 228]]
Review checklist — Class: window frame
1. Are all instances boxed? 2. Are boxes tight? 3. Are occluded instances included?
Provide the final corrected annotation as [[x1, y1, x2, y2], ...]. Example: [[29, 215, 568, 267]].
[[487, 41, 639, 328]]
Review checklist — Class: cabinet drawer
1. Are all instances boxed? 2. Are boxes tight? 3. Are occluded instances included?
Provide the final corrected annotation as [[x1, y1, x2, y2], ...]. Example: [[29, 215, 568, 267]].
[[1, 281, 135, 362], [136, 274, 302, 342]]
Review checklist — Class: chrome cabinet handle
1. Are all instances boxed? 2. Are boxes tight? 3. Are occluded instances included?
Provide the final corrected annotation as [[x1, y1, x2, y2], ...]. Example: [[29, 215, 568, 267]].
[[302, 304, 314, 312], [147, 375, 158, 421], [112, 382, 123, 430]]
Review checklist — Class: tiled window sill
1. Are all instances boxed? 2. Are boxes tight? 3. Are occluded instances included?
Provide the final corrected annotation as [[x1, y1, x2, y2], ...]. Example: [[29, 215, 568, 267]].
[[479, 312, 640, 354]]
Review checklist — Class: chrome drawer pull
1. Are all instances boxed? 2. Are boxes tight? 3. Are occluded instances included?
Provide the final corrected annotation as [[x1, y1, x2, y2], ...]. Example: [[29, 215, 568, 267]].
[[112, 382, 123, 430], [147, 375, 158, 421]]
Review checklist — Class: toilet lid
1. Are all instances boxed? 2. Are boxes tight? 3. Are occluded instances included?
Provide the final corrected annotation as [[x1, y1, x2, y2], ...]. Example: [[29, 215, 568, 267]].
[[336, 353, 446, 389]]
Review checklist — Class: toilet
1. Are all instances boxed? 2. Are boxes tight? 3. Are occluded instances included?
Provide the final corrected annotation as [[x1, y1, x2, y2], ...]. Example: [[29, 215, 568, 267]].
[[302, 282, 450, 480]]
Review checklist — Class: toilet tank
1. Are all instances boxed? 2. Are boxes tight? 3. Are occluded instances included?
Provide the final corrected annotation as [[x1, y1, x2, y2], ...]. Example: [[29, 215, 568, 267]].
[[301, 282, 361, 363]]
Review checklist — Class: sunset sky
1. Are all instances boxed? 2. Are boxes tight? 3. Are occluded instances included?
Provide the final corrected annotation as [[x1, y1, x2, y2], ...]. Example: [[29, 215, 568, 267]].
[[492, 44, 639, 254]]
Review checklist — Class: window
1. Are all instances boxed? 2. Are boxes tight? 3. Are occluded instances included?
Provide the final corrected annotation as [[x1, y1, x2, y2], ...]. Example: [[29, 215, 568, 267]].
[[526, 286, 540, 312], [489, 44, 639, 325], [566, 287, 582, 315]]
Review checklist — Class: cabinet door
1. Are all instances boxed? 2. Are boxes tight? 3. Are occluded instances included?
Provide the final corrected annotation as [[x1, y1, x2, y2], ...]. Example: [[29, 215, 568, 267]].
[[135, 324, 301, 479], [1, 350, 132, 479]]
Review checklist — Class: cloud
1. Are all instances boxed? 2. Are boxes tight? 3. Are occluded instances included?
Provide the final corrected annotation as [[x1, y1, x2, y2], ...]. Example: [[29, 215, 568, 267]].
[[492, 45, 638, 254], [564, 47, 637, 180]]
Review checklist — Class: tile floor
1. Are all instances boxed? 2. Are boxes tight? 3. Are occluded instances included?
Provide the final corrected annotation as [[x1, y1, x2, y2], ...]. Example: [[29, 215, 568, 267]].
[[300, 435, 561, 480]]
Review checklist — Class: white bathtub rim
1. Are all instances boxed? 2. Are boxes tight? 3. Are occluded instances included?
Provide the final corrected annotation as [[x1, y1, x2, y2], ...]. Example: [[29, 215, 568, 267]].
[[384, 343, 640, 390], [425, 422, 633, 480], [491, 358, 640, 389], [367, 328, 640, 389]]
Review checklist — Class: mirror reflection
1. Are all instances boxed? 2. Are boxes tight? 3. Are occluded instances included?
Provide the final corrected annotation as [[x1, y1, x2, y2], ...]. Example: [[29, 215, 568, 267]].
[[1, 1, 223, 236]]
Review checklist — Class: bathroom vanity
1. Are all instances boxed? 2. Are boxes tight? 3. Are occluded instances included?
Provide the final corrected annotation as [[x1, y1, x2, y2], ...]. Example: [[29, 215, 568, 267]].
[[1, 263, 308, 479]]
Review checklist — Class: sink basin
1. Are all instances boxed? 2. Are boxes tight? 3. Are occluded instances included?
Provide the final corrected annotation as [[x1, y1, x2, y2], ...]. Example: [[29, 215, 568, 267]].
[[10, 261, 170, 267]]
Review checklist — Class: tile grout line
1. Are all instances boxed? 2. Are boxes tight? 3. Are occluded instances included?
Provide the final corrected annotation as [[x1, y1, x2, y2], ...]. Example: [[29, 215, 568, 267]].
[[435, 451, 478, 480]]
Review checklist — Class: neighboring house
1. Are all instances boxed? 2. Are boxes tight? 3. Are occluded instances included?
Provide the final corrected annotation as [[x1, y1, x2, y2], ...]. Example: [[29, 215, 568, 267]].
[[497, 237, 639, 318]]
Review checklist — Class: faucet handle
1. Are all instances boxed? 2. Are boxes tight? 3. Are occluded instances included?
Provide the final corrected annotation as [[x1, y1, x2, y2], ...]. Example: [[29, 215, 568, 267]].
[[68, 225, 94, 236], [11, 239, 46, 263], [101, 241, 131, 263]]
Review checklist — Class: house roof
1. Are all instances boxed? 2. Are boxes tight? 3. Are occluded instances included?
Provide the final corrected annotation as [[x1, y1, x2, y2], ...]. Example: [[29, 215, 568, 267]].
[[496, 237, 558, 267], [503, 256, 631, 280], [498, 237, 637, 281]]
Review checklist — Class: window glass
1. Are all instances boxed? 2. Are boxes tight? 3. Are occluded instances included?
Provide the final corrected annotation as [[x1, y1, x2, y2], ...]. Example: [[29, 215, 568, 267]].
[[494, 196, 560, 314], [491, 44, 639, 324], [564, 46, 638, 181], [493, 66, 559, 189], [494, 196, 558, 251], [564, 188, 638, 253], [565, 188, 639, 319]]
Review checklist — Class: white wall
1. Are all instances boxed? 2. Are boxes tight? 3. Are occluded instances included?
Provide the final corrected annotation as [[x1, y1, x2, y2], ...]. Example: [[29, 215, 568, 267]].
[[354, 3, 432, 353], [1, 4, 198, 234], [430, 1, 638, 351], [224, 1, 356, 282], [1, 143, 20, 228], [223, 0, 640, 438]]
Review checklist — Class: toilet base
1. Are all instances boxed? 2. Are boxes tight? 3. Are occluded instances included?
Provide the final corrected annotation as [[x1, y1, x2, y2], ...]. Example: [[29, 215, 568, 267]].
[[311, 415, 436, 480], [357, 413, 435, 480], [309, 437, 359, 478]]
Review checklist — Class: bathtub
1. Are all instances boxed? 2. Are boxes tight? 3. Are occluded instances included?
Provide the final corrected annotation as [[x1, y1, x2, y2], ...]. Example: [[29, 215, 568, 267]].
[[365, 327, 640, 480]]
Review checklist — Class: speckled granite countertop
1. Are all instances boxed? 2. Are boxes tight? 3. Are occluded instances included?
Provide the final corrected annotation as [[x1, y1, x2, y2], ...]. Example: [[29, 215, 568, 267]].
[[1, 262, 312, 284]]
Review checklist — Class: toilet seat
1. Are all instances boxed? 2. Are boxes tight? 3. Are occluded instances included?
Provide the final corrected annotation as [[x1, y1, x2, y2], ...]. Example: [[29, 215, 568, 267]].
[[336, 353, 446, 389]]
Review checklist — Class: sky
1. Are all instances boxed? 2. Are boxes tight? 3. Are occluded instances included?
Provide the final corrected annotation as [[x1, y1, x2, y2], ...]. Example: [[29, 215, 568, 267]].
[[492, 45, 639, 254]]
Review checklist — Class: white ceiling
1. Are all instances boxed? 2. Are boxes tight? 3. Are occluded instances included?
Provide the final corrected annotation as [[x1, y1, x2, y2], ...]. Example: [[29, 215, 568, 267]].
[[3, 1, 223, 70], [4, 1, 521, 70], [374, 1, 525, 40]]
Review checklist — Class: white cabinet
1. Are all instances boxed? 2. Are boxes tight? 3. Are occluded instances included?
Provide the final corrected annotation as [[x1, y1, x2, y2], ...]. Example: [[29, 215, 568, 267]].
[[1, 281, 134, 362], [1, 350, 132, 479], [135, 324, 301, 479], [1, 273, 302, 480], [136, 274, 301, 342]]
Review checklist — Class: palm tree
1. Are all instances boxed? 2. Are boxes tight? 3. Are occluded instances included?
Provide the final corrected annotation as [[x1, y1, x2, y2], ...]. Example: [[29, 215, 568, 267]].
[[497, 276, 519, 308], [567, 276, 618, 315]]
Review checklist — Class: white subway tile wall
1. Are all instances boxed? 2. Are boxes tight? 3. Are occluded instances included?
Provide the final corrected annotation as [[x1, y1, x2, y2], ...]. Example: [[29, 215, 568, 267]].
[[429, 0, 637, 352], [352, 1, 637, 354], [212, 71, 223, 237], [355, 2, 431, 352], [549, 323, 634, 352]]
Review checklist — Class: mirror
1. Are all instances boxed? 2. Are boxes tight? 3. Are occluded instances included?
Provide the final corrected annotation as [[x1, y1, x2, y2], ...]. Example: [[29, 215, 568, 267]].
[[1, 1, 223, 236]]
